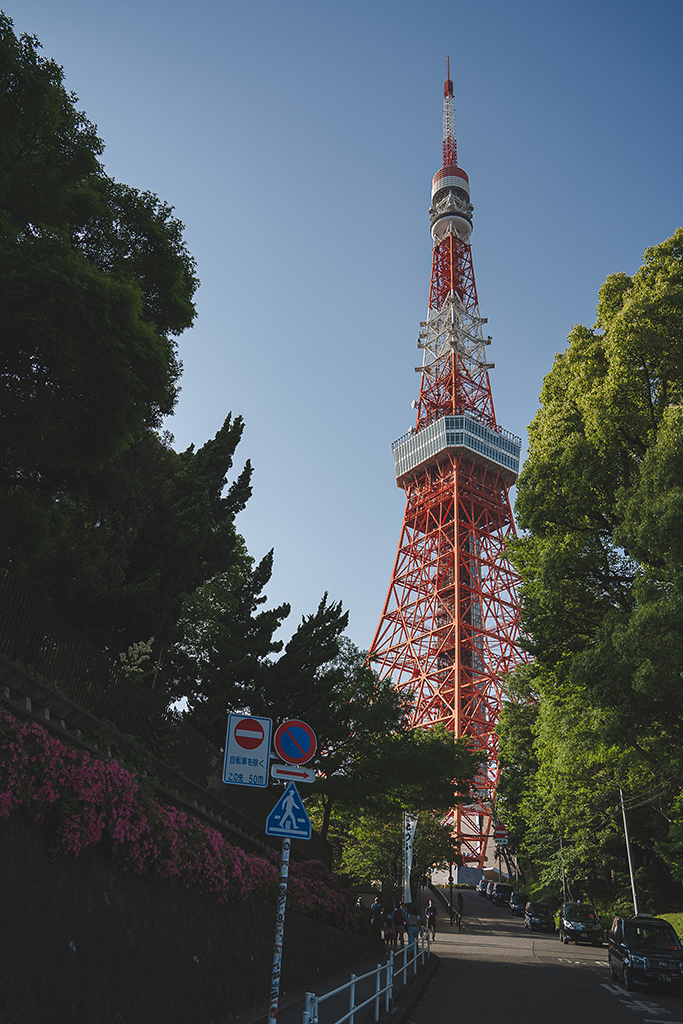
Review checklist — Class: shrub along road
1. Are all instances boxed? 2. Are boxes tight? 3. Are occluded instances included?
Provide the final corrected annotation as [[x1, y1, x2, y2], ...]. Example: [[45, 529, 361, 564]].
[[406, 889, 683, 1024]]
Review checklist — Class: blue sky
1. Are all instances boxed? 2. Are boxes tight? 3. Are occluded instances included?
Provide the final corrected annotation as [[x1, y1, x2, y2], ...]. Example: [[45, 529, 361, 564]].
[[8, 0, 683, 649]]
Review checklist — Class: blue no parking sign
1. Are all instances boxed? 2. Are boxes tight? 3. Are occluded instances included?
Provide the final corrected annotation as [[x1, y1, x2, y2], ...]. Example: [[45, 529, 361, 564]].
[[273, 719, 317, 765]]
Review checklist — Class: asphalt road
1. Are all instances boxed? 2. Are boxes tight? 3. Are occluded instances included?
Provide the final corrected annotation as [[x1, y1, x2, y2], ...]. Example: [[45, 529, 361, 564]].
[[407, 889, 683, 1024]]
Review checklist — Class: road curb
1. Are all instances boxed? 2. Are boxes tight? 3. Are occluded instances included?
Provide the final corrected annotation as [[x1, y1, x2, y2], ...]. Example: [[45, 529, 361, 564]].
[[385, 953, 440, 1024]]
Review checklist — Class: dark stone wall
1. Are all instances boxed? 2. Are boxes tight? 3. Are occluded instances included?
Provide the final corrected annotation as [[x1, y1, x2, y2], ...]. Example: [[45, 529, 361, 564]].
[[0, 813, 381, 1024]]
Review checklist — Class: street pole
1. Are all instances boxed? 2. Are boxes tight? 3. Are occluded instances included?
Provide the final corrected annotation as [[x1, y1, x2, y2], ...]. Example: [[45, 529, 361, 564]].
[[449, 863, 454, 926], [620, 789, 640, 916], [269, 838, 291, 1023], [559, 836, 567, 903]]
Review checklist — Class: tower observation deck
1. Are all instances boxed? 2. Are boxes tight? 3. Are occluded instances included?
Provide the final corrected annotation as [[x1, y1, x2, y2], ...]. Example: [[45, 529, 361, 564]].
[[369, 61, 527, 870]]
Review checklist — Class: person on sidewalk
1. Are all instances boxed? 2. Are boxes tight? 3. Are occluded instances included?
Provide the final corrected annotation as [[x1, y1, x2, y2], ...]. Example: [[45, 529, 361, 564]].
[[425, 899, 437, 939], [370, 896, 384, 939], [393, 902, 408, 948], [406, 905, 420, 947], [383, 912, 397, 951]]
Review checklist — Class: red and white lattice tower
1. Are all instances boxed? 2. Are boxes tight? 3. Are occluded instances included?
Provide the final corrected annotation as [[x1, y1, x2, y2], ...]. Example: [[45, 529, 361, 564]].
[[369, 60, 527, 869]]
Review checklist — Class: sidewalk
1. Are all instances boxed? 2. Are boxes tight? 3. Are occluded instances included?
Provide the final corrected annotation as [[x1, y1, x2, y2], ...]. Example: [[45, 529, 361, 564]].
[[241, 931, 438, 1024]]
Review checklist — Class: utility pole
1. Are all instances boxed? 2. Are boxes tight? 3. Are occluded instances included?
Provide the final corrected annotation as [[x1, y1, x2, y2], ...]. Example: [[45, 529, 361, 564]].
[[620, 789, 640, 916]]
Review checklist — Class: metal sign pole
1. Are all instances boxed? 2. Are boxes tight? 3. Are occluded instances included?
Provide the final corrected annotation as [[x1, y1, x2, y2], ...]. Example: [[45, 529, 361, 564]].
[[269, 838, 291, 1022]]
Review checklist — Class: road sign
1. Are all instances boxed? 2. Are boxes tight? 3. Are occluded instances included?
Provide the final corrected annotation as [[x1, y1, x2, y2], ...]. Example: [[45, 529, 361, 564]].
[[493, 824, 508, 844], [266, 782, 311, 839], [270, 762, 316, 784], [223, 713, 272, 787], [274, 719, 317, 765], [234, 718, 265, 749]]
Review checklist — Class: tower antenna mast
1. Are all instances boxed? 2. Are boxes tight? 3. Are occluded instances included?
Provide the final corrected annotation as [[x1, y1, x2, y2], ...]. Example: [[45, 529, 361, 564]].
[[443, 56, 458, 169]]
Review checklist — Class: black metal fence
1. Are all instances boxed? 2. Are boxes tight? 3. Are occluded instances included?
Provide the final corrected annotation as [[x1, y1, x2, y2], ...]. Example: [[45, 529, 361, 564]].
[[0, 575, 166, 741]]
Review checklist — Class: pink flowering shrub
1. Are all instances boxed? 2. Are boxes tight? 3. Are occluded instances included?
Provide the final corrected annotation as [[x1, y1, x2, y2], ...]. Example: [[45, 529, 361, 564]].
[[0, 707, 358, 929]]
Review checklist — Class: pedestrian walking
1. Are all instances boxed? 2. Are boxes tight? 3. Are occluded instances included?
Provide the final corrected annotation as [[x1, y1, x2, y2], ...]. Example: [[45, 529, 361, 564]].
[[393, 902, 408, 948], [383, 912, 397, 950], [407, 905, 420, 947], [425, 899, 437, 938], [370, 896, 384, 939], [457, 891, 464, 917]]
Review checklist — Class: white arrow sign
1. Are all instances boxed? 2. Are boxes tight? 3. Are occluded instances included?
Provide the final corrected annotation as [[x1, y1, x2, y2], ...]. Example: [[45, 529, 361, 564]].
[[271, 763, 316, 784]]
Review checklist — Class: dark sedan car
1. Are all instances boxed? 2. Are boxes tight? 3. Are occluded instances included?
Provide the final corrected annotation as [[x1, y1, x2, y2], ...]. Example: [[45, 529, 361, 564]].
[[509, 892, 530, 917], [524, 901, 555, 932], [559, 903, 603, 946], [609, 915, 683, 991], [491, 883, 514, 907]]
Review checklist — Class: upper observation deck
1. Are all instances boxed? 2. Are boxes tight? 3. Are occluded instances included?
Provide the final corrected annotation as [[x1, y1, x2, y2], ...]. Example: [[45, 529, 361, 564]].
[[392, 413, 521, 486]]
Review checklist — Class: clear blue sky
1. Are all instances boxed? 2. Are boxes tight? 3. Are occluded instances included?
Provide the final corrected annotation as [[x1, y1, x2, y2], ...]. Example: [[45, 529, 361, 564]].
[[7, 0, 683, 649]]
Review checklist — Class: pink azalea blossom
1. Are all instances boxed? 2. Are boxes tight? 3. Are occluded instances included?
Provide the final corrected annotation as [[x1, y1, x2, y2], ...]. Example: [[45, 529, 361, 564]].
[[0, 708, 358, 929]]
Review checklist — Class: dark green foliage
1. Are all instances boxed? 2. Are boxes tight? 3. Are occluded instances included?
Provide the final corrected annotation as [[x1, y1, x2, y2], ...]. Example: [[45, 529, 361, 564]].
[[12, 416, 253, 662], [0, 13, 197, 573], [170, 544, 291, 745]]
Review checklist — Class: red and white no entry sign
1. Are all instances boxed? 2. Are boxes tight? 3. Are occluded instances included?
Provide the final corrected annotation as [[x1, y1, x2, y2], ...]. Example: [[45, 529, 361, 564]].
[[493, 825, 508, 840], [223, 714, 272, 788], [234, 718, 265, 750]]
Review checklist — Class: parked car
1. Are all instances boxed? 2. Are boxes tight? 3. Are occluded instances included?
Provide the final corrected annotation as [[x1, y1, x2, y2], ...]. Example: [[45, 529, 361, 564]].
[[609, 915, 683, 991], [558, 903, 603, 946], [491, 883, 514, 907], [509, 892, 530, 917], [476, 877, 488, 896], [524, 901, 556, 932], [485, 881, 496, 900]]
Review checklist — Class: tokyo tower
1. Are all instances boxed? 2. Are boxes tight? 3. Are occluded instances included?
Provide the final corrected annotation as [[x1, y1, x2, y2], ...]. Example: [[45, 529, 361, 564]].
[[369, 60, 527, 870]]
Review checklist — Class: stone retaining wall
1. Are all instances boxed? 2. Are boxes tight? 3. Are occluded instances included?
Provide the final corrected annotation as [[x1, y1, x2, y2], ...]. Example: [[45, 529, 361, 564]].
[[0, 813, 381, 1024]]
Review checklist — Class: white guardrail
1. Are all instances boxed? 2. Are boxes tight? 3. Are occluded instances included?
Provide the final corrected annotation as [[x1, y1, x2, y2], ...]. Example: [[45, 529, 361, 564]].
[[301, 930, 432, 1024]]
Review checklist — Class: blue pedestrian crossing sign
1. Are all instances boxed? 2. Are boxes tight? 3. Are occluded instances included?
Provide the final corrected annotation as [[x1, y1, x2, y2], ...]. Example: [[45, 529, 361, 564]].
[[265, 782, 311, 840]]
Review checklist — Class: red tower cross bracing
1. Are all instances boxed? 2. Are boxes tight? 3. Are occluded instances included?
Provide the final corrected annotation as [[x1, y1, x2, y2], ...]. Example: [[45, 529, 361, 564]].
[[369, 60, 528, 870]]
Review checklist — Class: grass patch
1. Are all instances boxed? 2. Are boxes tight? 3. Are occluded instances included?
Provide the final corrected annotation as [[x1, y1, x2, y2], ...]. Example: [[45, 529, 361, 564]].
[[660, 912, 683, 937]]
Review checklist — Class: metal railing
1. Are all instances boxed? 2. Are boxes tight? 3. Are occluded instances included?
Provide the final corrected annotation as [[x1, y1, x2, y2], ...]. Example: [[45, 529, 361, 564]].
[[302, 931, 431, 1024]]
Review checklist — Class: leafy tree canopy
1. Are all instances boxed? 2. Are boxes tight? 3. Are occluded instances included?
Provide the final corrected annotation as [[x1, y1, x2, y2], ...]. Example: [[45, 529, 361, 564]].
[[15, 415, 254, 662], [337, 809, 460, 899], [0, 14, 198, 571], [499, 230, 683, 909]]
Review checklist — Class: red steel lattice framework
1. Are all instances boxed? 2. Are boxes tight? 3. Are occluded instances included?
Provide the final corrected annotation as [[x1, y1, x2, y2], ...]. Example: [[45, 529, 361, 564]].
[[369, 62, 527, 869]]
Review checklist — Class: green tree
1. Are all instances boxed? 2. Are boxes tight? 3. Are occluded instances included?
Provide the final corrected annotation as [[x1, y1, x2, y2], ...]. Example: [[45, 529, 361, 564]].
[[0, 16, 298, 752], [0, 14, 197, 571], [13, 415, 254, 663], [249, 610, 480, 840], [339, 809, 460, 898], [169, 543, 291, 744], [501, 229, 683, 904]]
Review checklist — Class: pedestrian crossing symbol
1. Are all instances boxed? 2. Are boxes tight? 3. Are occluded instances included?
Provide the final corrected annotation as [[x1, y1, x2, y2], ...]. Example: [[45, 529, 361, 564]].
[[266, 782, 311, 840]]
